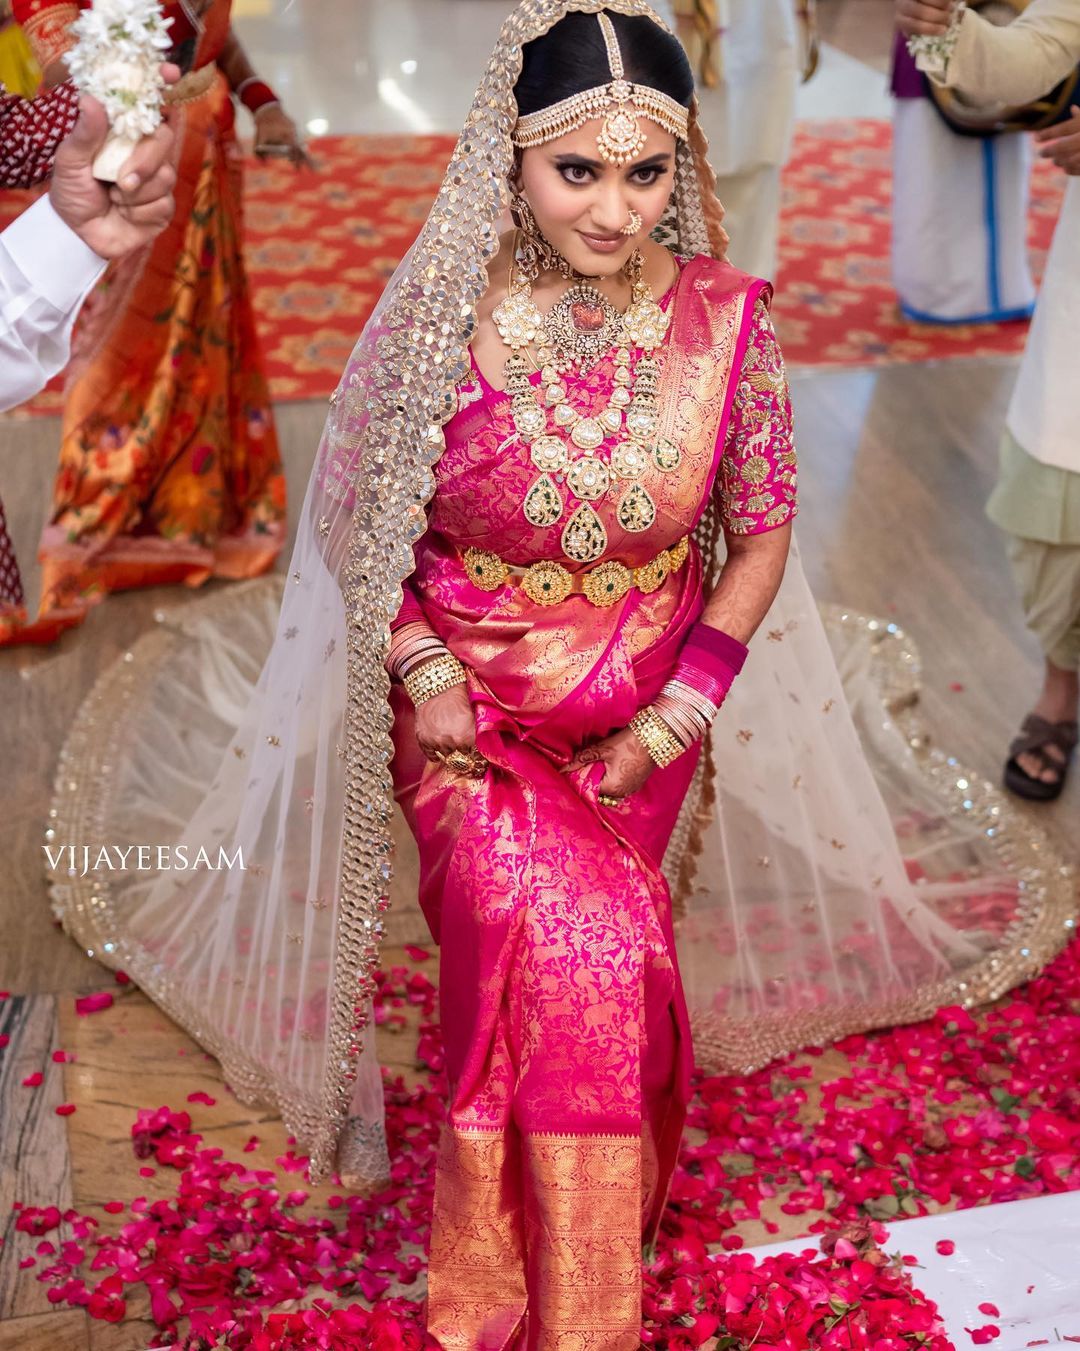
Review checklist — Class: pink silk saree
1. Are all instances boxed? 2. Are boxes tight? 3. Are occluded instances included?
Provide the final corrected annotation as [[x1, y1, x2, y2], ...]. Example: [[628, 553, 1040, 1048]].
[[389, 255, 794, 1349]]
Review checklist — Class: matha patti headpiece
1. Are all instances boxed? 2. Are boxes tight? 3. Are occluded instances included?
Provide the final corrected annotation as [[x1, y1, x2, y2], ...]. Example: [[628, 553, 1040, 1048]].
[[511, 11, 690, 166]]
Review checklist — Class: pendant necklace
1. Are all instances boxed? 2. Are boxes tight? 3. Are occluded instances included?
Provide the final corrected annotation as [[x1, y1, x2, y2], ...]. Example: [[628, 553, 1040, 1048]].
[[492, 233, 680, 565]]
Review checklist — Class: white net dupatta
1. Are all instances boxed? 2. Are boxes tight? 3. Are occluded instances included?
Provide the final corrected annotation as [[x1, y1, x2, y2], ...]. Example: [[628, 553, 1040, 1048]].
[[665, 540, 1077, 1072], [45, 0, 728, 1185], [42, 0, 1076, 1184]]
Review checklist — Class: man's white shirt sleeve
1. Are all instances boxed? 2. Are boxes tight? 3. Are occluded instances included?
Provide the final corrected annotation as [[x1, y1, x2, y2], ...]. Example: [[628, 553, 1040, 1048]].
[[0, 195, 106, 412]]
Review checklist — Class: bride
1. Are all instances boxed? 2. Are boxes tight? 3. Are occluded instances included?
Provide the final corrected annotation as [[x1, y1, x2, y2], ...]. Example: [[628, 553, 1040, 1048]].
[[47, 2, 1074, 1344]]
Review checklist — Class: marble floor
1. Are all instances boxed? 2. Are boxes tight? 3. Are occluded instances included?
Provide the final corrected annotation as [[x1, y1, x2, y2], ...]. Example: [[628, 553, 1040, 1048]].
[[1, 1, 1077, 1346]]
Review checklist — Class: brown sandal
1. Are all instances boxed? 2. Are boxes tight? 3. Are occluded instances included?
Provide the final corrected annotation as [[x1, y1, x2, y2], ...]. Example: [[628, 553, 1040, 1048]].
[[1004, 714, 1078, 802]]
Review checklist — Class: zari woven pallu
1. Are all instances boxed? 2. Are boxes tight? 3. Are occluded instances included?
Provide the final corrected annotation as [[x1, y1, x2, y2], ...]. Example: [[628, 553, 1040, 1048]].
[[45, 2, 1076, 1349]]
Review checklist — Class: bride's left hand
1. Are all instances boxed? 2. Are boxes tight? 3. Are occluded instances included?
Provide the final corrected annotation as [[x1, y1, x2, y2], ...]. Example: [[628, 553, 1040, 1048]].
[[562, 726, 655, 802]]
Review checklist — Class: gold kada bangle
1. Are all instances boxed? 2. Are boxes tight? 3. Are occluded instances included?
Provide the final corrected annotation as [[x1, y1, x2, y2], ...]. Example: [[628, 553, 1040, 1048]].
[[629, 707, 685, 769], [403, 653, 467, 706]]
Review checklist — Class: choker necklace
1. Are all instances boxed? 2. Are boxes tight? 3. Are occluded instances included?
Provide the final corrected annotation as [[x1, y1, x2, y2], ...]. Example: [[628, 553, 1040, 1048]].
[[492, 232, 677, 565]]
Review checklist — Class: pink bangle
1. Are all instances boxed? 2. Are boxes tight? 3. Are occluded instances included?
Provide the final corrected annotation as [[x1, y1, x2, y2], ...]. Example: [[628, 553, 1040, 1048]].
[[671, 621, 748, 710], [236, 77, 279, 114]]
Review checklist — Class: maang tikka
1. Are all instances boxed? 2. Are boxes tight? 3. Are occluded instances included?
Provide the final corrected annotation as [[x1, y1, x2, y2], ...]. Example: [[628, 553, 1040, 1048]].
[[511, 12, 689, 167]]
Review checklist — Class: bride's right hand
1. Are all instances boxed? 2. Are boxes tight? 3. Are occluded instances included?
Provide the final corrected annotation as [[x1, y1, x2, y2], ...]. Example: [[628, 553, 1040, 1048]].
[[414, 682, 478, 763]]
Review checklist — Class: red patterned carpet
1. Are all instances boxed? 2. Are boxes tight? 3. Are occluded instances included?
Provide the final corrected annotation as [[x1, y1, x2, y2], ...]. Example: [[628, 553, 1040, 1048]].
[[0, 120, 1065, 417]]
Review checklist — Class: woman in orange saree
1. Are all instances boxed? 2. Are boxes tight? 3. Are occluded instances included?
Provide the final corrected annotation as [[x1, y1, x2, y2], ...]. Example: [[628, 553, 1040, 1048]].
[[2, 0, 295, 645], [41, 4, 1075, 1347]]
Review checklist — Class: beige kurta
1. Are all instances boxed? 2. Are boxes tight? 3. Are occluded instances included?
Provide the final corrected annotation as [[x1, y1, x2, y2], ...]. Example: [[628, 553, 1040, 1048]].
[[934, 0, 1080, 106]]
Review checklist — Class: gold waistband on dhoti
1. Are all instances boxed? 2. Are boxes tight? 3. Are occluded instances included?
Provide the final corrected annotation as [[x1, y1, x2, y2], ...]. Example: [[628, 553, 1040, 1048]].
[[462, 535, 690, 608], [163, 63, 218, 106]]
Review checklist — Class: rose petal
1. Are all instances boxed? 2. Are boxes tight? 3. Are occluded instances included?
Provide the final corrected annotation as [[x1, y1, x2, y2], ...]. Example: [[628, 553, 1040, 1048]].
[[75, 993, 113, 1016]]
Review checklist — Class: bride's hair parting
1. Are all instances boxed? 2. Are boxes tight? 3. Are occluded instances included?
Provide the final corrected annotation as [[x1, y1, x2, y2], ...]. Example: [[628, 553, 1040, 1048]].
[[514, 9, 695, 119]]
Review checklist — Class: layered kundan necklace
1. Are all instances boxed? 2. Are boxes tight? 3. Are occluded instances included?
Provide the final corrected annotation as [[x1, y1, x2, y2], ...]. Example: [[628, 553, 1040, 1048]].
[[492, 235, 680, 565]]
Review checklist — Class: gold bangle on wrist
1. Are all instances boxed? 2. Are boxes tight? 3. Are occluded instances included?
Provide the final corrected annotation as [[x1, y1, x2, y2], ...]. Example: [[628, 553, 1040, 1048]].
[[629, 707, 685, 769], [403, 653, 467, 706]]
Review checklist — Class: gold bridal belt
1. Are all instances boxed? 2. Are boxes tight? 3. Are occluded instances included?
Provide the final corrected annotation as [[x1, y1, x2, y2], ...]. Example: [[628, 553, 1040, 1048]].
[[462, 536, 690, 608]]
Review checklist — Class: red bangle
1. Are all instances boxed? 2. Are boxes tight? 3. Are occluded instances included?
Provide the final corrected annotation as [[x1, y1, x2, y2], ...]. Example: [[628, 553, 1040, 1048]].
[[237, 78, 279, 114]]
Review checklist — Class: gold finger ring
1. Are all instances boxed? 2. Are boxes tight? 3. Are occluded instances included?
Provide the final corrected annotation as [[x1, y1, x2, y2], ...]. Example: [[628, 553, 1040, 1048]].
[[444, 748, 487, 777], [598, 793, 622, 808]]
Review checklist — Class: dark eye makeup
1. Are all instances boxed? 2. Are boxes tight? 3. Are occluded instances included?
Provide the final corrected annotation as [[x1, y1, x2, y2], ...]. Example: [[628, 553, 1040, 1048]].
[[552, 153, 672, 186]]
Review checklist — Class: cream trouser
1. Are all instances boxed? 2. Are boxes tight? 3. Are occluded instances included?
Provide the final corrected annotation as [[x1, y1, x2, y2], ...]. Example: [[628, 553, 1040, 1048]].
[[1006, 535, 1080, 672]]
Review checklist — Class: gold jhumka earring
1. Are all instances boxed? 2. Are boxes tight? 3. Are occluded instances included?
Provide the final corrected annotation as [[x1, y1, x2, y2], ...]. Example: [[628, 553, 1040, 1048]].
[[509, 189, 577, 281]]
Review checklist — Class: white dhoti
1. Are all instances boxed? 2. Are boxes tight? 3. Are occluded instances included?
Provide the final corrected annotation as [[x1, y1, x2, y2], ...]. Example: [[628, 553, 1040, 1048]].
[[689, 0, 799, 282], [892, 99, 1035, 323]]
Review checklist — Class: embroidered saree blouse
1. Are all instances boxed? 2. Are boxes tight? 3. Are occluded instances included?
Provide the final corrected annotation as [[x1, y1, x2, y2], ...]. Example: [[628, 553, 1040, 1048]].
[[393, 260, 797, 745]]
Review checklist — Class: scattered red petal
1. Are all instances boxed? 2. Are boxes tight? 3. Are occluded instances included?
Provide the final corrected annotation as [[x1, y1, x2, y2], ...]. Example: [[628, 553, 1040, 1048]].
[[186, 1091, 217, 1106], [979, 1303, 1001, 1317], [55, 1104, 76, 1116], [74, 993, 113, 1016], [935, 1240, 956, 1256], [113, 971, 131, 985], [21, 1072, 43, 1088], [967, 1327, 1001, 1345]]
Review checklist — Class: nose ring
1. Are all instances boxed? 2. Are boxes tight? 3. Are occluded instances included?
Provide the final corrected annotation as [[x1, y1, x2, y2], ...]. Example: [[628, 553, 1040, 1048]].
[[621, 208, 642, 237]]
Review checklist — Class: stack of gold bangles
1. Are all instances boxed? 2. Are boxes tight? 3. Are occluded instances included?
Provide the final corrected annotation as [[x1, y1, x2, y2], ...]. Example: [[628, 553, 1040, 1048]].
[[402, 652, 466, 705], [463, 536, 690, 608], [629, 706, 685, 769]]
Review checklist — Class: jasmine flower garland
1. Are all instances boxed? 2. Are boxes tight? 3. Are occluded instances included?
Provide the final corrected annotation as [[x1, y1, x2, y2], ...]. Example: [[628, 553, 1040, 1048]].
[[906, 0, 967, 78], [65, 0, 172, 180]]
